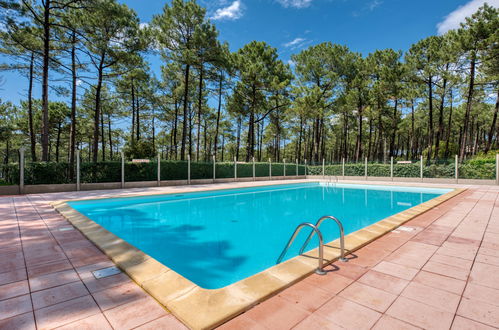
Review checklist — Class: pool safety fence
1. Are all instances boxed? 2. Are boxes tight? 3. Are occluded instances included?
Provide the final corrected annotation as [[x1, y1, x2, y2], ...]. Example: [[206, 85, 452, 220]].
[[2, 150, 499, 194]]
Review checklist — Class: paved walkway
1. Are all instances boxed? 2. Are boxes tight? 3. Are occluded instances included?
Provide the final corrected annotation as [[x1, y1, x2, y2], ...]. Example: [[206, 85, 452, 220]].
[[1, 182, 498, 329]]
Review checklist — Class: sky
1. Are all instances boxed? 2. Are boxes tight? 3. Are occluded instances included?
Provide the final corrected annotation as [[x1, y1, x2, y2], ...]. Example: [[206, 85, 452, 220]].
[[1, 0, 498, 105]]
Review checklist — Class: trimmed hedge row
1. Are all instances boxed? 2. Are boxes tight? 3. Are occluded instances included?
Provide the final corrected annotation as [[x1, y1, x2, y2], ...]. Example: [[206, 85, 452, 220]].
[[0, 160, 495, 185]]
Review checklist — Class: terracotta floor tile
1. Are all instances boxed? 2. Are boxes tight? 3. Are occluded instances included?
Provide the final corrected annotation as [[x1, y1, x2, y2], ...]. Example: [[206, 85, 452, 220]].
[[302, 273, 353, 294], [315, 296, 381, 329], [31, 281, 89, 310], [357, 270, 409, 295], [372, 261, 419, 280], [422, 261, 469, 281], [293, 313, 342, 330], [338, 281, 397, 312], [469, 262, 499, 290], [413, 270, 466, 295], [479, 246, 499, 258], [463, 283, 499, 307], [278, 280, 335, 313], [0, 280, 30, 301], [92, 281, 149, 311], [451, 316, 496, 330], [244, 296, 311, 329], [0, 312, 35, 330], [430, 253, 474, 270], [80, 271, 133, 293], [0, 269, 27, 287], [457, 297, 499, 328], [34, 295, 100, 330], [56, 313, 113, 330], [475, 253, 499, 267], [29, 269, 80, 292], [0, 294, 32, 321], [26, 259, 73, 278], [327, 261, 368, 280], [104, 296, 168, 330], [218, 314, 267, 330], [135, 314, 190, 330], [401, 281, 461, 313], [386, 296, 454, 330], [372, 315, 420, 330]]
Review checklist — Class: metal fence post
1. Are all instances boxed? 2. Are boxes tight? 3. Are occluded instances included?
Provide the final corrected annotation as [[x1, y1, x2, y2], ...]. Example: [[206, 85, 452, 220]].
[[76, 150, 80, 191], [269, 158, 272, 179], [252, 157, 255, 181], [234, 156, 237, 181], [19, 147, 25, 194], [284, 158, 286, 177], [187, 154, 191, 184], [365, 157, 368, 180], [305, 159, 307, 176], [121, 151, 125, 189], [496, 154, 499, 185], [390, 156, 393, 181], [296, 159, 298, 177], [322, 158, 325, 178], [420, 155, 423, 182], [342, 157, 345, 179], [455, 154, 459, 183], [157, 153, 161, 187], [213, 155, 216, 182]]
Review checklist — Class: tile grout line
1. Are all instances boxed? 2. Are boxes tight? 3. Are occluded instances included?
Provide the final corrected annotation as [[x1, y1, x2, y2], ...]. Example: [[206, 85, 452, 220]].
[[449, 187, 499, 329]]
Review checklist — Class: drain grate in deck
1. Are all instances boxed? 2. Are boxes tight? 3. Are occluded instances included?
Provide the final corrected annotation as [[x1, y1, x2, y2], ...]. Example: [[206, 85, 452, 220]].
[[58, 227, 74, 232], [92, 266, 122, 279]]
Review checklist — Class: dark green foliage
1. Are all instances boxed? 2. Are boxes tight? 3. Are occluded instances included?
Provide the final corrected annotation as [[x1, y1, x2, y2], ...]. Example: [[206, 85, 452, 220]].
[[24, 162, 73, 184], [81, 162, 121, 183]]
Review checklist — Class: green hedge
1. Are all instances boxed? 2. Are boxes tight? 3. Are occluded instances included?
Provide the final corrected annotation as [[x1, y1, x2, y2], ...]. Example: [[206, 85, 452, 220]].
[[0, 159, 494, 185]]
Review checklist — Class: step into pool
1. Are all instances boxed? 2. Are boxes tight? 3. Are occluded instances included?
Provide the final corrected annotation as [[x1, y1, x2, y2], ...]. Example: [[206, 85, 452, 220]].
[[68, 182, 451, 289]]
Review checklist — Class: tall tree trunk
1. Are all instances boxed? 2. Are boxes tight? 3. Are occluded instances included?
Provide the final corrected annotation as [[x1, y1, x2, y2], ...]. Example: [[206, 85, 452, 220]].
[[444, 89, 454, 159], [41, 0, 51, 161], [180, 64, 190, 160], [427, 76, 434, 162], [390, 99, 398, 158], [485, 89, 499, 153], [92, 52, 105, 163], [410, 100, 415, 159], [28, 52, 36, 162], [355, 98, 363, 162], [55, 122, 61, 162], [69, 33, 77, 178], [173, 99, 178, 159], [196, 67, 203, 161], [108, 112, 113, 160], [213, 72, 223, 159], [236, 117, 242, 161], [100, 106, 105, 161], [131, 79, 135, 143], [434, 68, 448, 160], [136, 86, 140, 141], [459, 53, 476, 162]]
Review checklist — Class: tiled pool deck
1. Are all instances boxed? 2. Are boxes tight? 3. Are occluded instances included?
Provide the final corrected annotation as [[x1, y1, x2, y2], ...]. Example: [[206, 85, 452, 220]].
[[1, 180, 499, 329]]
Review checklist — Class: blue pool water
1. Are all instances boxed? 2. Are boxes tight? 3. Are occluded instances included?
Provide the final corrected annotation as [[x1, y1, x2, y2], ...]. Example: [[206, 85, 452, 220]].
[[68, 182, 450, 289]]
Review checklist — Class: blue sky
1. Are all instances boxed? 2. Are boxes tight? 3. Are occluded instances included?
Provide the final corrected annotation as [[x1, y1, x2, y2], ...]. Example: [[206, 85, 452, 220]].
[[1, 0, 497, 105]]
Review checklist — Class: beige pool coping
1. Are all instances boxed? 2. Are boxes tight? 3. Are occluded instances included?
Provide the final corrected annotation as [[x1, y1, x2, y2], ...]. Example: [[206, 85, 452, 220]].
[[51, 181, 465, 330]]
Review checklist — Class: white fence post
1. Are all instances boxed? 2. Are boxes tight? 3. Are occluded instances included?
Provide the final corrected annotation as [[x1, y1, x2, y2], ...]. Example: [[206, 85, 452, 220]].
[[342, 157, 345, 179], [365, 157, 368, 180], [213, 155, 216, 182], [157, 153, 161, 187], [455, 154, 459, 183], [252, 157, 255, 181], [390, 156, 393, 181], [322, 158, 325, 178], [76, 150, 80, 191], [269, 158, 272, 179], [19, 147, 25, 194], [420, 155, 423, 182], [284, 158, 286, 177], [234, 156, 237, 181], [121, 151, 125, 189], [187, 154, 191, 184]]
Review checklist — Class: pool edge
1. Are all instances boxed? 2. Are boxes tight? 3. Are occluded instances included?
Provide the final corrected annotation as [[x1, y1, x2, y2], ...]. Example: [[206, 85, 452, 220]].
[[51, 184, 466, 330]]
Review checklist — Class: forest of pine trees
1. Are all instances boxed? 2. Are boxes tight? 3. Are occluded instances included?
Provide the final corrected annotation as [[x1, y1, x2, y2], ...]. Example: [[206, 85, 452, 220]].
[[0, 0, 497, 173]]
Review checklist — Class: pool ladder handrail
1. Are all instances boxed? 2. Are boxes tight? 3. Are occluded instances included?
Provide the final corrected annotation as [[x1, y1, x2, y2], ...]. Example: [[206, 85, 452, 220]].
[[276, 216, 348, 275]]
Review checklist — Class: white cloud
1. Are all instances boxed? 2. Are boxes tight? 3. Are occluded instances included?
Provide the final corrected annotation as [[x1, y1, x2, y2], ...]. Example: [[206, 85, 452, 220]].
[[368, 0, 383, 11], [284, 37, 306, 48], [437, 0, 499, 35], [211, 1, 244, 20], [287, 59, 296, 66], [277, 0, 313, 9], [139, 22, 149, 30]]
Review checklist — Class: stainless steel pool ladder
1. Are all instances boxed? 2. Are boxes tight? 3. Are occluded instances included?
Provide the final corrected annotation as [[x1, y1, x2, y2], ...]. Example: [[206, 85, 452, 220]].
[[276, 216, 347, 275]]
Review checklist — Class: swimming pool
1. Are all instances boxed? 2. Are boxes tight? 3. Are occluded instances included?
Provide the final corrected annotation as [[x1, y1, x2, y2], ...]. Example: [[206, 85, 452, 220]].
[[68, 182, 450, 289]]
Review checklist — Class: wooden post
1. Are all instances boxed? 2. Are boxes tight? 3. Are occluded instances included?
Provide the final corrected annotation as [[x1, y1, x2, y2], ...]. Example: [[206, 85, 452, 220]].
[[284, 158, 286, 177], [305, 159, 307, 176], [296, 159, 298, 177], [420, 155, 423, 182], [234, 156, 237, 181], [157, 153, 161, 187], [19, 148, 25, 194], [187, 154, 191, 184], [121, 151, 125, 189], [365, 157, 368, 180], [252, 157, 255, 181], [269, 158, 272, 179], [322, 158, 325, 178], [213, 155, 216, 182], [390, 156, 393, 181], [76, 150, 80, 191], [342, 157, 345, 179]]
